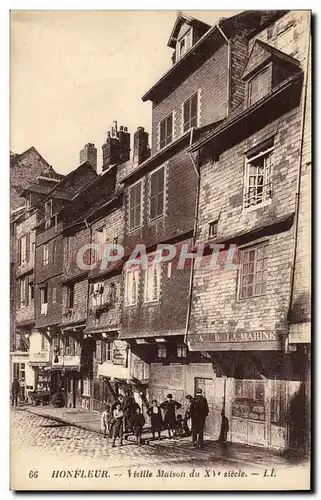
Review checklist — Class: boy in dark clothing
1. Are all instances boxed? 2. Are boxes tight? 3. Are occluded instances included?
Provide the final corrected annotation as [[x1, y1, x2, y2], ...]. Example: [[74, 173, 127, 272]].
[[174, 414, 184, 437], [112, 403, 124, 447], [160, 394, 181, 438], [147, 399, 163, 440], [131, 407, 145, 446]]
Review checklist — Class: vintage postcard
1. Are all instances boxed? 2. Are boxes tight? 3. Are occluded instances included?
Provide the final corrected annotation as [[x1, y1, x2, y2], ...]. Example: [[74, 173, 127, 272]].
[[10, 9, 311, 491]]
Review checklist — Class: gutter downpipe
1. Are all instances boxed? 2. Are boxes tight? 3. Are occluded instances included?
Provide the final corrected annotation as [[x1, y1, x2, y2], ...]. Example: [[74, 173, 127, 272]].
[[184, 127, 201, 345], [286, 13, 311, 331], [217, 20, 231, 116]]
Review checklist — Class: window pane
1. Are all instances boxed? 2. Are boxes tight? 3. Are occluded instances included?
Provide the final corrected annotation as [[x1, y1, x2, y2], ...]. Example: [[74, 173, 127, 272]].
[[191, 93, 198, 120]]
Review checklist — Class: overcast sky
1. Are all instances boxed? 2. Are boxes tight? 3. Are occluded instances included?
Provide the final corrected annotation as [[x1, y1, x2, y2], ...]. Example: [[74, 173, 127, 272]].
[[11, 10, 239, 174]]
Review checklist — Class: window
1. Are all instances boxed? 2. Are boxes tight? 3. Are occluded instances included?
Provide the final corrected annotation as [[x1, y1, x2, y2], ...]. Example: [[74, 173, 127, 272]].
[[208, 220, 218, 239], [108, 282, 116, 306], [44, 200, 53, 220], [159, 113, 173, 150], [92, 227, 107, 262], [177, 343, 187, 358], [52, 287, 57, 304], [129, 182, 142, 230], [91, 281, 104, 307], [235, 379, 265, 402], [52, 241, 56, 260], [271, 379, 286, 425], [64, 336, 76, 356], [40, 284, 48, 312], [18, 233, 30, 265], [102, 340, 113, 362], [83, 377, 91, 397], [144, 257, 161, 303], [239, 243, 268, 298], [244, 146, 273, 209], [67, 284, 75, 310], [41, 334, 49, 351], [176, 28, 192, 60], [183, 92, 198, 133], [29, 281, 34, 301], [157, 344, 167, 359], [43, 244, 49, 266], [20, 277, 29, 307], [150, 166, 165, 221], [124, 266, 139, 306], [31, 241, 36, 259], [248, 68, 270, 107]]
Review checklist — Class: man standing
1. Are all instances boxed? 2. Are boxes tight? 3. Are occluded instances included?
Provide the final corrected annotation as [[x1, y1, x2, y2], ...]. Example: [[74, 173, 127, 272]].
[[11, 378, 20, 406], [183, 395, 193, 436], [160, 394, 181, 438], [190, 388, 209, 449]]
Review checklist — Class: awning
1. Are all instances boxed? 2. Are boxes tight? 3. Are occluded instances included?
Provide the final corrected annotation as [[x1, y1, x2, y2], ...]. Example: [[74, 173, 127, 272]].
[[118, 329, 185, 340]]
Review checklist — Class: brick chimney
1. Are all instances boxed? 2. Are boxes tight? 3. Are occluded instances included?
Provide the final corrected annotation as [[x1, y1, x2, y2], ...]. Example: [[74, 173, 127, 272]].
[[80, 143, 97, 171], [133, 127, 150, 165], [102, 122, 131, 171]]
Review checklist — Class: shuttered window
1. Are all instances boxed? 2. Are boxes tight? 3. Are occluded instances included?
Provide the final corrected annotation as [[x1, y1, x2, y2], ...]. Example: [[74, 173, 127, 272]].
[[150, 166, 165, 221], [129, 182, 142, 230], [183, 92, 198, 133], [159, 113, 173, 149]]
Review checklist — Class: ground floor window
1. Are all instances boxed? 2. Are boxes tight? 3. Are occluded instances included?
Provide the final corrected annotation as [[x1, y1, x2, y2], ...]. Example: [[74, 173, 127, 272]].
[[234, 379, 265, 402], [82, 377, 91, 397]]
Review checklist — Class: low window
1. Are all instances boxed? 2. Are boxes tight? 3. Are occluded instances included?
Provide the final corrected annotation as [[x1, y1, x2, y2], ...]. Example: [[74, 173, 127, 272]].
[[144, 257, 161, 303], [20, 277, 29, 307], [91, 281, 104, 307], [248, 67, 271, 107], [29, 281, 34, 301], [102, 340, 113, 362], [208, 220, 218, 239], [239, 243, 268, 299], [82, 377, 91, 397], [41, 334, 49, 351], [150, 166, 165, 221], [67, 284, 75, 310], [183, 92, 198, 133], [52, 286, 57, 304], [235, 379, 265, 402], [157, 344, 167, 359], [92, 227, 107, 262], [40, 285, 48, 315], [18, 233, 30, 265], [129, 182, 142, 230], [124, 267, 139, 306], [244, 146, 274, 209], [177, 343, 187, 358], [64, 336, 76, 356], [159, 113, 173, 149]]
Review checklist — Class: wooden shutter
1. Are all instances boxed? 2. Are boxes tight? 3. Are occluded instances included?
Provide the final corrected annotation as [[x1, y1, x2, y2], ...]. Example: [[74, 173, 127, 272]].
[[26, 232, 30, 262], [18, 238, 21, 265], [96, 340, 102, 363]]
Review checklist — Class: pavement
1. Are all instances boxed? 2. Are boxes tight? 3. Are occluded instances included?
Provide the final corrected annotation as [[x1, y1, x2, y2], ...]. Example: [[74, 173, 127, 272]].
[[15, 404, 308, 470]]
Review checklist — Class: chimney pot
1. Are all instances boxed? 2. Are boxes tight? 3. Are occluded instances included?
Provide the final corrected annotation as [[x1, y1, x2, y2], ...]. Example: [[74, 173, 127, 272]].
[[133, 126, 150, 165], [120, 125, 123, 131], [79, 143, 97, 171], [124, 126, 128, 132]]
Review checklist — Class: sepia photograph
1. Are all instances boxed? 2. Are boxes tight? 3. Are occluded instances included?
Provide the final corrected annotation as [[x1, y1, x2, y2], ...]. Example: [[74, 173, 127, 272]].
[[10, 9, 311, 491]]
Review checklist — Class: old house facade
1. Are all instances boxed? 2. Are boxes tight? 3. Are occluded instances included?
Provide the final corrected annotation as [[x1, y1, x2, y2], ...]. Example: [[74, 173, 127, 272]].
[[188, 10, 311, 450]]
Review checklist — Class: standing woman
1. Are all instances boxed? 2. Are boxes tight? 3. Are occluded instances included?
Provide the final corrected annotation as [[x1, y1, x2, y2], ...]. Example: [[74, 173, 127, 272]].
[[160, 394, 181, 439], [147, 399, 163, 440]]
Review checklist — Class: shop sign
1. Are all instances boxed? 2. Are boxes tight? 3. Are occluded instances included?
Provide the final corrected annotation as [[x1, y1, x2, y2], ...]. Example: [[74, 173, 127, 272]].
[[208, 331, 278, 343], [112, 341, 128, 366]]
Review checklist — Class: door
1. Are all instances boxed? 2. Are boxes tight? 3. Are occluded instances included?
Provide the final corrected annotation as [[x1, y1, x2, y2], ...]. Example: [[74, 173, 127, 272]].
[[194, 377, 215, 437]]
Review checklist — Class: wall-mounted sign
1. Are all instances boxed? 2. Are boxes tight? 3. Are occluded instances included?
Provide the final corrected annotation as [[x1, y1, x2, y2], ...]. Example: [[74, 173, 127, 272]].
[[189, 331, 286, 351], [112, 340, 128, 366]]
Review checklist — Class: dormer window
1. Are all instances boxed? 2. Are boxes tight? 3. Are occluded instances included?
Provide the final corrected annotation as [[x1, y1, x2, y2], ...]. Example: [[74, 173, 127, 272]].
[[44, 199, 53, 220], [176, 28, 192, 61], [248, 67, 271, 107]]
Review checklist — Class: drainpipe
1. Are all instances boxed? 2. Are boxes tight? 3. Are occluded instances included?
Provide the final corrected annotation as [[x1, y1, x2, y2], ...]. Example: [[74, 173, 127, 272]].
[[217, 19, 231, 116], [287, 13, 311, 326], [184, 128, 201, 345]]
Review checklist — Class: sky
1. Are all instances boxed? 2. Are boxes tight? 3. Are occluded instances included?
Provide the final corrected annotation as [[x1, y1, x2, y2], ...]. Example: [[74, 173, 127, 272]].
[[10, 10, 239, 175]]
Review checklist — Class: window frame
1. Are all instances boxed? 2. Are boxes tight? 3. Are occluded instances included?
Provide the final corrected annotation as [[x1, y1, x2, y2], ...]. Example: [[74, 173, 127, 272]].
[[144, 255, 161, 303], [238, 242, 269, 299], [67, 284, 75, 310], [247, 66, 271, 107], [43, 243, 49, 266], [124, 265, 139, 307], [44, 199, 53, 220], [177, 343, 188, 358], [157, 343, 167, 359], [243, 145, 274, 211], [176, 27, 193, 61], [149, 164, 166, 222], [159, 112, 174, 150], [128, 180, 143, 231], [182, 91, 199, 134]]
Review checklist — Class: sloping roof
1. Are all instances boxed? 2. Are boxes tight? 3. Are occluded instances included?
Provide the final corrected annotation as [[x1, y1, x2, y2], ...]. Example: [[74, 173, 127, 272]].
[[167, 12, 211, 48], [242, 39, 301, 80]]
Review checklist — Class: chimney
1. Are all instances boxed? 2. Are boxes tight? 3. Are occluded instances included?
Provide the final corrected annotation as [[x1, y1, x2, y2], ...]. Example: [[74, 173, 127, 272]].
[[80, 143, 97, 171], [133, 127, 150, 165], [102, 123, 131, 171]]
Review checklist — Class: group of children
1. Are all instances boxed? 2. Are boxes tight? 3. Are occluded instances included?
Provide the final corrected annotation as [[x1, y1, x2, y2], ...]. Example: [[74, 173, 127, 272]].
[[101, 394, 192, 447]]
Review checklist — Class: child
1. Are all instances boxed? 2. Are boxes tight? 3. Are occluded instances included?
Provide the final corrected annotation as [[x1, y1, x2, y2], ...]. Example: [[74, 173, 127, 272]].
[[131, 407, 145, 446], [174, 414, 184, 437], [112, 403, 124, 447], [100, 404, 110, 439]]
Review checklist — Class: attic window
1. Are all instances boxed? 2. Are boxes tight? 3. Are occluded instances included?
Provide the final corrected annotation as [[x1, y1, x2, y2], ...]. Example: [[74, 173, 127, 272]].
[[44, 199, 53, 220], [248, 67, 271, 107], [176, 28, 192, 61]]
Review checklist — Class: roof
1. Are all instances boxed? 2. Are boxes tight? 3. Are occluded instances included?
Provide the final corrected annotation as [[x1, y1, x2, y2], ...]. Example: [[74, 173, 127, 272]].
[[142, 10, 288, 103], [242, 39, 301, 80], [167, 12, 211, 48]]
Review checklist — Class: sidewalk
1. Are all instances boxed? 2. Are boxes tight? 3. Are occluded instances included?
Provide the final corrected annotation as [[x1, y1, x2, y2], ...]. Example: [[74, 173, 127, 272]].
[[17, 404, 308, 469]]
